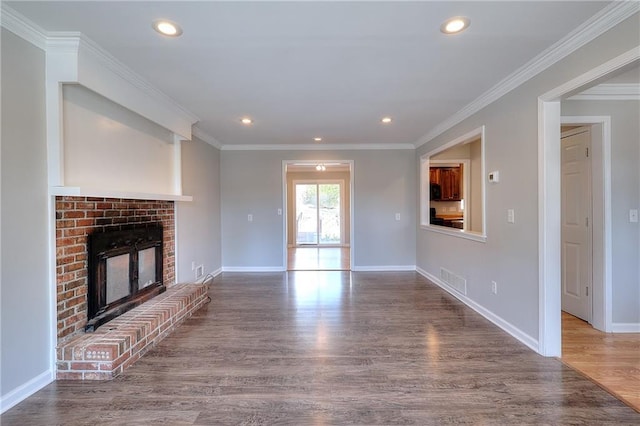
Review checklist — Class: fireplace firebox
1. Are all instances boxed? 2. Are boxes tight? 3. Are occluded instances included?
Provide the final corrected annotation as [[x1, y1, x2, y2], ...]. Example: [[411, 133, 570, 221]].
[[87, 225, 165, 332]]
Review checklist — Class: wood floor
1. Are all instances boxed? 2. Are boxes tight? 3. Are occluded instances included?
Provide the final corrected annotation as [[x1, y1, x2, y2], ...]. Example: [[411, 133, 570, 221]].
[[3, 272, 638, 425], [561, 311, 640, 412], [288, 247, 350, 270]]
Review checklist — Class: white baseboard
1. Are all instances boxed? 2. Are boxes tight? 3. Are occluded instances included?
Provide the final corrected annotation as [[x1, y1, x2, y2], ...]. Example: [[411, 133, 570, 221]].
[[221, 266, 286, 273], [1, 369, 53, 414], [212, 267, 223, 277], [351, 265, 416, 272], [416, 267, 539, 353], [611, 322, 640, 333]]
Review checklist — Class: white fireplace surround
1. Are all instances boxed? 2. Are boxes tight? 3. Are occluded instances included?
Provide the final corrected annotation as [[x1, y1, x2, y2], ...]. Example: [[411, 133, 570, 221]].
[[36, 23, 199, 200]]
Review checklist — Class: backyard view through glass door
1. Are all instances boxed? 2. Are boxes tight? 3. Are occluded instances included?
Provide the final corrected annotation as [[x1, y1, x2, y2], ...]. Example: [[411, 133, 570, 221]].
[[295, 182, 341, 245]]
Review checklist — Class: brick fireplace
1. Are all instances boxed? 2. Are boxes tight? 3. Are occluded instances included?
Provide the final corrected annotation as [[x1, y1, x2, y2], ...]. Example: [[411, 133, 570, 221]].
[[56, 196, 176, 340], [55, 196, 209, 380]]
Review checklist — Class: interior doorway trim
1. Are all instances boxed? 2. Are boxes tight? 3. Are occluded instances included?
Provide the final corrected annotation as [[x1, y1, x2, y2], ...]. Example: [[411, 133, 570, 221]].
[[282, 160, 354, 270], [537, 46, 639, 357]]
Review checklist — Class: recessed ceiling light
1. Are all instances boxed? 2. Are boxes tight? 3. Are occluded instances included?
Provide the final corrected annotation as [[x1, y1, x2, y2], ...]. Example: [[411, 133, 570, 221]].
[[441, 16, 470, 34], [152, 20, 183, 37], [241, 117, 253, 125], [314, 137, 323, 142], [381, 117, 392, 124]]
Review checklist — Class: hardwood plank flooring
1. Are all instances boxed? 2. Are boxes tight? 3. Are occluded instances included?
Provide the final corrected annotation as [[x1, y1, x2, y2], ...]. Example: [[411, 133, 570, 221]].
[[561, 311, 640, 412], [288, 247, 350, 270], [3, 272, 639, 425]]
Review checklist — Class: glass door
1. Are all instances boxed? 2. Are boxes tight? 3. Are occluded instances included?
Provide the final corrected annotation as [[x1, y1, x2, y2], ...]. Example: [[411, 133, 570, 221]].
[[295, 182, 341, 245], [318, 183, 341, 244], [295, 183, 318, 245]]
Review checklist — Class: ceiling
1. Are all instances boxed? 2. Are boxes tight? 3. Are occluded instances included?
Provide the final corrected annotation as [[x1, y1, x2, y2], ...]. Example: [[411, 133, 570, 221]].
[[6, 1, 612, 148]]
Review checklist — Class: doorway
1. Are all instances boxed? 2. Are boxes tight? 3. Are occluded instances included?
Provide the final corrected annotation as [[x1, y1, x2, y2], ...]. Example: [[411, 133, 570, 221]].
[[283, 161, 353, 271], [560, 126, 593, 323]]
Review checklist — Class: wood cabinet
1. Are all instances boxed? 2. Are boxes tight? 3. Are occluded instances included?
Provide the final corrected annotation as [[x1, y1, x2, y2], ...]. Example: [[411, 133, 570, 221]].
[[430, 166, 462, 200]]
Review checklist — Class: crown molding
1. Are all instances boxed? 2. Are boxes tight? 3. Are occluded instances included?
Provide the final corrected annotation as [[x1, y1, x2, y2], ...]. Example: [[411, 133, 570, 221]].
[[415, 1, 640, 148], [0, 4, 47, 50], [45, 33, 81, 50], [568, 83, 640, 101], [221, 143, 415, 151], [192, 128, 223, 149]]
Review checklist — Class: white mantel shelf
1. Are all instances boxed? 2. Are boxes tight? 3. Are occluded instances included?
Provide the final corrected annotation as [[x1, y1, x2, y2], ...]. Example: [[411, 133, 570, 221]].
[[50, 186, 193, 202]]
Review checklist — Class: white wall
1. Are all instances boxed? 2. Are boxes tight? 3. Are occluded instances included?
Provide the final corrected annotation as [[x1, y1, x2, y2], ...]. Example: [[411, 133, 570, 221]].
[[416, 12, 640, 341], [221, 149, 416, 270], [561, 99, 640, 324], [1, 29, 52, 409], [62, 84, 177, 194], [176, 137, 222, 282]]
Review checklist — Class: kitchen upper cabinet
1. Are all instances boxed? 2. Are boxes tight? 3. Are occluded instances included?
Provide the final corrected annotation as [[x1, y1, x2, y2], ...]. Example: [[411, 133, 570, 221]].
[[430, 166, 462, 200]]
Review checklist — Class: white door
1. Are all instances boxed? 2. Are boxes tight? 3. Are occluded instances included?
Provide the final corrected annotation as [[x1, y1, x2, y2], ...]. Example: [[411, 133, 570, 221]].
[[561, 127, 592, 322]]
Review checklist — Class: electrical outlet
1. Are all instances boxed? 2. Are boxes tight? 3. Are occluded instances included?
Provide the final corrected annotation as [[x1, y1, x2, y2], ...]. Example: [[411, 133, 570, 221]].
[[191, 261, 196, 271], [491, 281, 498, 294], [507, 209, 515, 224], [630, 209, 638, 223], [195, 265, 204, 280], [277, 208, 282, 216], [248, 214, 253, 222], [395, 213, 401, 221]]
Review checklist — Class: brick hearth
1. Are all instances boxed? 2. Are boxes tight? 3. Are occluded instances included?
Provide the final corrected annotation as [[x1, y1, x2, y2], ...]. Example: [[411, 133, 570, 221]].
[[57, 284, 208, 380]]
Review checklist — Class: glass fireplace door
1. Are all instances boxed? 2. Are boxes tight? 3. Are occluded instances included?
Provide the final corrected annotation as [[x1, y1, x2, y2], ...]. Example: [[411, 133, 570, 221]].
[[105, 253, 131, 304]]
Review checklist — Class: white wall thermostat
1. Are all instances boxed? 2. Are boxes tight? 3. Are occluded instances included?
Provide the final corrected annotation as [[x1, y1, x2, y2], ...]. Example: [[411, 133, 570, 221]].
[[488, 171, 500, 183]]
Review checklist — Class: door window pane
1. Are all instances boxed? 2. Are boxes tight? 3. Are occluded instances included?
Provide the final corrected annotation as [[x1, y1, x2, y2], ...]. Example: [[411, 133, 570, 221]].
[[296, 184, 318, 244], [319, 184, 341, 244]]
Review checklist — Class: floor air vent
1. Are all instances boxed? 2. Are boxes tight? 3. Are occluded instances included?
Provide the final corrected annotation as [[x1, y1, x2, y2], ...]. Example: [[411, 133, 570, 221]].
[[440, 267, 467, 295]]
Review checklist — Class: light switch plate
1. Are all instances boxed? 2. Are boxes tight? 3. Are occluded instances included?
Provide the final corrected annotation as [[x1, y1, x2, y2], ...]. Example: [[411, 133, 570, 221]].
[[507, 209, 515, 224], [630, 209, 638, 223]]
